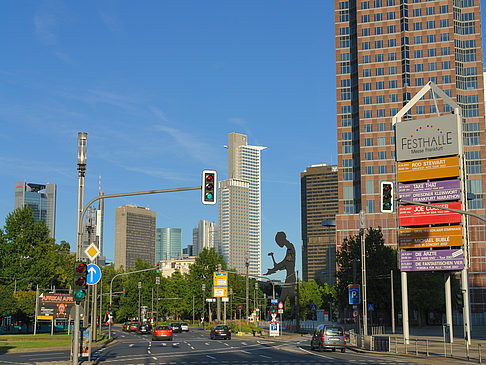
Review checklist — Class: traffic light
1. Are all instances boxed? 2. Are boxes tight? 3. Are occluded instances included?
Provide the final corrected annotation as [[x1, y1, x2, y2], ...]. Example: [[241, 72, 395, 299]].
[[122, 288, 126, 296], [109, 304, 113, 316], [380, 181, 394, 213], [73, 261, 88, 303], [456, 292, 464, 308], [156, 263, 160, 274], [202, 170, 217, 205], [216, 264, 221, 272], [270, 303, 277, 316]]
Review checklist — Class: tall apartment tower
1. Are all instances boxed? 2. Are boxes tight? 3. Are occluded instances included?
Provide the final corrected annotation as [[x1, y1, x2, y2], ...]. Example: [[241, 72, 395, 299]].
[[156, 228, 182, 262], [114, 205, 156, 271], [14, 181, 56, 239], [219, 132, 266, 276], [192, 220, 219, 256], [218, 179, 250, 274], [335, 0, 486, 312], [301, 164, 339, 285]]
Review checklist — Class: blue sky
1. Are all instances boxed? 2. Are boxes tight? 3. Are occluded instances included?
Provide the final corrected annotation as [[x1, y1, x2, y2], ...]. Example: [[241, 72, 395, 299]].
[[2, 1, 484, 281]]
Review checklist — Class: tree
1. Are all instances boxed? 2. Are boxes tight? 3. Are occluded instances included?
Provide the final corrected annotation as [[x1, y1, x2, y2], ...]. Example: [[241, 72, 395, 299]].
[[336, 227, 397, 324], [298, 280, 324, 319]]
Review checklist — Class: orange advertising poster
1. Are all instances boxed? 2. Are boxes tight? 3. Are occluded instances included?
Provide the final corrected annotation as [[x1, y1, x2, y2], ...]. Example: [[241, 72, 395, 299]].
[[399, 225, 463, 249], [397, 156, 460, 182]]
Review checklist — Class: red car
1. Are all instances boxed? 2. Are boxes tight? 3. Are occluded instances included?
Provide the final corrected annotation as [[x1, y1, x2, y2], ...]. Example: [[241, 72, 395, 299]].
[[129, 322, 139, 331], [152, 325, 173, 341]]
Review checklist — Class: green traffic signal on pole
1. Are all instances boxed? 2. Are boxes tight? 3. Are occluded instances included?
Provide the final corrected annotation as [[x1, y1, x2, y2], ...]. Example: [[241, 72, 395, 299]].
[[380, 181, 394, 213], [202, 170, 217, 205], [73, 261, 88, 304]]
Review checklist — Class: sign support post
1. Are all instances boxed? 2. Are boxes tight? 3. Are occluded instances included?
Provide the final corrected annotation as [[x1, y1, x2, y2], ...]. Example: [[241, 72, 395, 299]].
[[359, 211, 368, 337]]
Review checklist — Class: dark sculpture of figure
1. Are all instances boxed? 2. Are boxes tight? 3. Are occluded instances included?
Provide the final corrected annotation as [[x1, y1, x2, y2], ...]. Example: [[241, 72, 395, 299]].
[[265, 232, 296, 315]]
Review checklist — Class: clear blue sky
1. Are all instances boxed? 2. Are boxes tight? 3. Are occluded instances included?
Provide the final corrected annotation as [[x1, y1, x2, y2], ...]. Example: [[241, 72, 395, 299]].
[[1, 2, 484, 280]]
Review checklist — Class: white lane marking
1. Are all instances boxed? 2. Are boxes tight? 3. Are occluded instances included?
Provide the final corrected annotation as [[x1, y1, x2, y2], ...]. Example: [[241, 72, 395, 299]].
[[224, 342, 230, 346], [152, 357, 157, 360], [206, 355, 216, 360], [205, 342, 210, 345], [147, 350, 151, 354], [162, 343, 167, 346], [260, 354, 272, 359], [129, 344, 134, 347], [297, 345, 335, 359]]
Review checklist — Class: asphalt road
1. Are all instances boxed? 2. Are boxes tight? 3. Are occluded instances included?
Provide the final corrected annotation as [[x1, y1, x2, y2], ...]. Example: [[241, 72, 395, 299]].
[[0, 327, 424, 364]]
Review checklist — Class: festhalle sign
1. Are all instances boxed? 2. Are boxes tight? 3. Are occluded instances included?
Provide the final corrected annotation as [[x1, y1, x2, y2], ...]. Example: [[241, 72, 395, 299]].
[[396, 114, 459, 162]]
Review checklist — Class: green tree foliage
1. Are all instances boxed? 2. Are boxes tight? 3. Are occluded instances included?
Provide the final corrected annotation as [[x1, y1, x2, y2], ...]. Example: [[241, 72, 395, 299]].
[[336, 227, 397, 322], [298, 280, 324, 319], [0, 207, 74, 290], [0, 207, 75, 325]]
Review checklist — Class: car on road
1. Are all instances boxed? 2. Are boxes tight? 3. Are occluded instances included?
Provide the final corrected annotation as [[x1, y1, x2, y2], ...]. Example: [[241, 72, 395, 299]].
[[169, 322, 182, 333], [122, 322, 131, 331], [128, 322, 139, 332], [180, 322, 189, 332], [310, 324, 346, 352], [137, 322, 152, 334], [152, 325, 173, 341], [210, 324, 231, 340]]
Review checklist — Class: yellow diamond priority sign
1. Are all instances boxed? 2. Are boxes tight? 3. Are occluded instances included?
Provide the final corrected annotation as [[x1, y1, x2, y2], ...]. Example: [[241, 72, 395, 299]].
[[85, 243, 100, 262]]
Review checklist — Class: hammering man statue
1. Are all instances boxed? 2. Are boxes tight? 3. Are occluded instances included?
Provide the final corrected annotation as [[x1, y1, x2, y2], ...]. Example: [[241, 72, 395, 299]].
[[265, 232, 296, 319]]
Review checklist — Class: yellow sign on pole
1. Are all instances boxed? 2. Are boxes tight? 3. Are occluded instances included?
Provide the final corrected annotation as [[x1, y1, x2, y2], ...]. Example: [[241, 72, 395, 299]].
[[213, 272, 228, 287], [397, 156, 460, 182], [213, 287, 228, 297]]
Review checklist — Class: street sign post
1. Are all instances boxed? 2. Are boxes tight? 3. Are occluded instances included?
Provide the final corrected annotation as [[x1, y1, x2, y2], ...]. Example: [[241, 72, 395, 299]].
[[86, 264, 101, 285], [348, 284, 360, 305]]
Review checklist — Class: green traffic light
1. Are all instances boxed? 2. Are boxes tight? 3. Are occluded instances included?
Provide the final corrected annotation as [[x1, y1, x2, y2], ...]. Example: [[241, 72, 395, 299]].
[[75, 290, 86, 300], [206, 192, 213, 200]]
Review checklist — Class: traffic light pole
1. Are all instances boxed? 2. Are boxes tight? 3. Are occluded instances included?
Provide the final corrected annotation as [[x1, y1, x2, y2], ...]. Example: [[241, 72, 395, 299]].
[[108, 267, 159, 339]]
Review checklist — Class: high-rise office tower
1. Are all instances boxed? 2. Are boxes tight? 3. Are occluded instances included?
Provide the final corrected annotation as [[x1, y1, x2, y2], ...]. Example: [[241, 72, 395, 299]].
[[219, 132, 266, 276], [192, 220, 219, 256], [114, 205, 156, 271], [335, 0, 485, 313], [14, 181, 56, 239], [218, 179, 250, 273], [301, 164, 339, 285], [156, 228, 182, 262]]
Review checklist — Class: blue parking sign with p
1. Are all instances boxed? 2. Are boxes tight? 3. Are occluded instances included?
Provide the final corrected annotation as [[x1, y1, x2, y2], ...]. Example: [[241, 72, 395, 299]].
[[348, 284, 360, 305]]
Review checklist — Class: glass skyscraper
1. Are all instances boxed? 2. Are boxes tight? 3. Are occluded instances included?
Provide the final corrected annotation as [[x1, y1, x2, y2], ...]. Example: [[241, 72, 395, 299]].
[[14, 181, 56, 239], [156, 228, 182, 262]]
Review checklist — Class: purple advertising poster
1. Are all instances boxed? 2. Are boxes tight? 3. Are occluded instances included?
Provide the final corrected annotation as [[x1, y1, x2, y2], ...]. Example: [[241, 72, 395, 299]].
[[398, 179, 461, 203], [400, 249, 464, 272]]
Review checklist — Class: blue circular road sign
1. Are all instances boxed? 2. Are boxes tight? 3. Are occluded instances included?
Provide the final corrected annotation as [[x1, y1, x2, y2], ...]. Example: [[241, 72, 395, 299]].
[[86, 264, 102, 285]]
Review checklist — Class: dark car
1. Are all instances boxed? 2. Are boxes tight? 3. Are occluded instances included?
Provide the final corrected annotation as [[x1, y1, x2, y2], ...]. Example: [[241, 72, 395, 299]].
[[137, 322, 152, 334], [169, 322, 182, 333], [310, 324, 346, 352], [129, 322, 139, 332], [210, 324, 231, 340], [152, 325, 173, 341]]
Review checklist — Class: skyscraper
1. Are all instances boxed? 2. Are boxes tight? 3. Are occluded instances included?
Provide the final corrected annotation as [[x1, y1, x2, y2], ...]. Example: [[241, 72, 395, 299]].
[[114, 205, 156, 271], [301, 164, 339, 285], [335, 0, 485, 313], [192, 220, 219, 256], [156, 228, 182, 262], [219, 179, 250, 273], [219, 132, 266, 276], [14, 181, 56, 238]]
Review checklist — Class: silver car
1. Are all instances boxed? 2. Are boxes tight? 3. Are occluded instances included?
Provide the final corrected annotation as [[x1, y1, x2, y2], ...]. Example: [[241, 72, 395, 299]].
[[311, 324, 346, 352]]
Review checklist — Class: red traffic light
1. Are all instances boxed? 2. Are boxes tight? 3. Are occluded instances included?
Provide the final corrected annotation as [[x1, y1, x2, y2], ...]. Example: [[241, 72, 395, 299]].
[[76, 263, 87, 273], [206, 174, 214, 182]]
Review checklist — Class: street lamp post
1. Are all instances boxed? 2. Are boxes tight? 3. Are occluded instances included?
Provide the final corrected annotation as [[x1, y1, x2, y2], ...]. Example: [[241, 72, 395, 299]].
[[138, 282, 142, 322], [156, 277, 160, 325], [202, 284, 206, 329], [73, 132, 87, 365], [322, 219, 336, 321]]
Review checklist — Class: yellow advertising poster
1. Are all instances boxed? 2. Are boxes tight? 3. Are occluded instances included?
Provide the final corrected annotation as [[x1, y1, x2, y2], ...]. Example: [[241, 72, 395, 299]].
[[399, 225, 463, 249], [213, 272, 228, 287], [213, 286, 228, 298], [397, 156, 460, 182]]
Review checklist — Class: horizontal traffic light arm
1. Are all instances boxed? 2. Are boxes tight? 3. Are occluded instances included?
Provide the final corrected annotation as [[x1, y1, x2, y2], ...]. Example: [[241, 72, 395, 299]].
[[397, 198, 486, 223]]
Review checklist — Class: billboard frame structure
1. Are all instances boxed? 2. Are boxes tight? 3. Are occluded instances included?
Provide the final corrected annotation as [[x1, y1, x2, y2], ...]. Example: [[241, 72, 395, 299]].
[[392, 81, 470, 346]]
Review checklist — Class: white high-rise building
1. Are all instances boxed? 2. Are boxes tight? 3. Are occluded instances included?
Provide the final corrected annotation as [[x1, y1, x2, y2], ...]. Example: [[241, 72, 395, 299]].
[[192, 220, 218, 256], [219, 132, 266, 276]]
